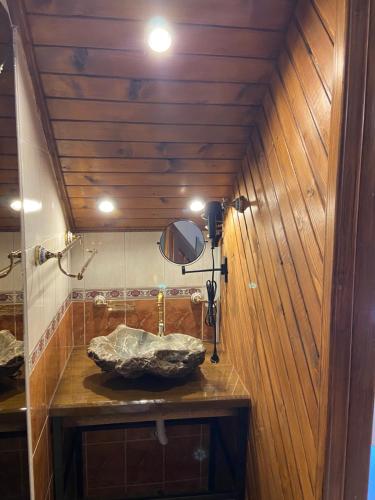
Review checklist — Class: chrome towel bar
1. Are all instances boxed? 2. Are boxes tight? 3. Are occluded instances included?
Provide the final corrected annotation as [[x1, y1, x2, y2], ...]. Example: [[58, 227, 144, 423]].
[[0, 250, 22, 279], [34, 233, 97, 281]]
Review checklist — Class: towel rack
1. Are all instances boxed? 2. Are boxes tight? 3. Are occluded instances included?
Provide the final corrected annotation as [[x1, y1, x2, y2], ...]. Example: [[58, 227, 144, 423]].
[[34, 233, 97, 281], [0, 250, 22, 279]]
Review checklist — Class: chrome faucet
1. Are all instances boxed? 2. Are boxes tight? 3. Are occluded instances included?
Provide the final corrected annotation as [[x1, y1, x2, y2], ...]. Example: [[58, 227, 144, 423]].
[[157, 289, 165, 336]]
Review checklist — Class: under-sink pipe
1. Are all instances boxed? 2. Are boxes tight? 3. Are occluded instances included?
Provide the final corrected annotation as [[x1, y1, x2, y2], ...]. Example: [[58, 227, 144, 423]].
[[155, 419, 168, 445]]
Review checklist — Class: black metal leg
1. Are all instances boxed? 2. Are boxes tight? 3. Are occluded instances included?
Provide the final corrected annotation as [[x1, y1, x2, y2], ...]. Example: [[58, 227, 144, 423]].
[[208, 418, 218, 493], [234, 408, 249, 500], [52, 417, 64, 500], [74, 428, 84, 499]]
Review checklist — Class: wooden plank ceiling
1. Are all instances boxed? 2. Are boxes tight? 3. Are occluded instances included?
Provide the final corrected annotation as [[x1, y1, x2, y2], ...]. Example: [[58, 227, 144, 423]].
[[22, 0, 295, 231], [0, 5, 20, 231]]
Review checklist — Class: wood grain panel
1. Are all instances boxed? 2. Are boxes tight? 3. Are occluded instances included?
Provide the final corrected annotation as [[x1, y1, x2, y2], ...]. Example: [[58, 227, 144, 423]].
[[61, 158, 240, 173], [74, 218, 197, 230], [47, 99, 257, 127], [67, 185, 232, 199], [22, 0, 294, 231], [0, 96, 15, 117], [63, 172, 235, 187], [0, 139, 17, 155], [52, 121, 250, 143], [0, 118, 16, 137], [313, 0, 336, 39], [69, 197, 215, 210], [0, 155, 18, 169], [295, 0, 334, 94], [220, 1, 334, 498], [72, 208, 196, 220], [34, 46, 275, 84], [29, 15, 284, 58], [0, 6, 19, 231], [41, 75, 267, 106], [56, 141, 247, 160], [24, 0, 295, 31]]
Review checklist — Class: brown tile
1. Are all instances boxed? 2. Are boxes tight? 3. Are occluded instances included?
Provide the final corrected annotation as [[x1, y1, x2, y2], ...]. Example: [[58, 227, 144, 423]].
[[126, 439, 163, 485], [44, 333, 59, 406], [166, 423, 201, 438], [125, 300, 158, 334], [85, 301, 126, 344], [126, 426, 156, 441], [202, 316, 215, 342], [86, 485, 126, 499], [165, 479, 201, 495], [126, 483, 164, 498], [29, 352, 47, 451], [15, 311, 24, 340], [165, 298, 202, 337], [0, 312, 15, 334], [65, 304, 73, 349], [85, 442, 125, 489], [72, 301, 85, 346], [165, 436, 201, 482], [33, 422, 51, 500], [57, 307, 73, 376], [85, 429, 124, 444], [201, 432, 210, 478]]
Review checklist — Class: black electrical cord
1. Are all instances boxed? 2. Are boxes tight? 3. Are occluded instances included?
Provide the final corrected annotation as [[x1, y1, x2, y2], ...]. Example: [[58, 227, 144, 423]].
[[205, 247, 219, 363]]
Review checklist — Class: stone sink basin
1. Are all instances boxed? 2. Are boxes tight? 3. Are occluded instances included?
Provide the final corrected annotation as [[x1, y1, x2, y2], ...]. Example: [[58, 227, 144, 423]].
[[0, 330, 24, 377], [87, 325, 206, 379]]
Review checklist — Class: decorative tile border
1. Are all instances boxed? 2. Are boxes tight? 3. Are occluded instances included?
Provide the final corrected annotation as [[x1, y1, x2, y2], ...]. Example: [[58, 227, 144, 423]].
[[29, 294, 71, 371], [0, 291, 24, 304], [72, 287, 202, 301]]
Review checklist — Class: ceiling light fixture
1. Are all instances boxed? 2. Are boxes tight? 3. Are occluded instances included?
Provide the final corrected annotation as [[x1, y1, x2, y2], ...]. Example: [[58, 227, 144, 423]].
[[10, 199, 42, 213], [98, 199, 115, 213], [147, 17, 172, 53], [10, 199, 22, 211], [189, 199, 206, 212]]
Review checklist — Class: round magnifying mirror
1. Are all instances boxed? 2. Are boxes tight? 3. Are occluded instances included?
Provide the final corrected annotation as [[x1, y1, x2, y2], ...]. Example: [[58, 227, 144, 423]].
[[159, 220, 205, 265]]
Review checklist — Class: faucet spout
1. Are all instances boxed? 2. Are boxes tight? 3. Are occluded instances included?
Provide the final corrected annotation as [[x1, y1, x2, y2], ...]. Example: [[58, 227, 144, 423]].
[[157, 289, 165, 336]]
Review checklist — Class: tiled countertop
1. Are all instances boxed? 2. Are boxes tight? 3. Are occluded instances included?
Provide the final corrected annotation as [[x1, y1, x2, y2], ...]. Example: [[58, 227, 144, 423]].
[[50, 345, 249, 420]]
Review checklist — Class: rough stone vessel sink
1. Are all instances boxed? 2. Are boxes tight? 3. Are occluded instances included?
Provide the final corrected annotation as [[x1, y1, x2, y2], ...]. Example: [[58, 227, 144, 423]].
[[0, 330, 24, 377], [88, 325, 206, 379]]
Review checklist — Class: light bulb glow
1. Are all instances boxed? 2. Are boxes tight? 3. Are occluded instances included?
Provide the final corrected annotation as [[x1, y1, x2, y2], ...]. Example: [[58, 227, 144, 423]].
[[148, 27, 172, 53], [190, 199, 206, 212], [24, 199, 42, 213], [10, 199, 22, 211], [98, 199, 115, 213], [10, 199, 42, 212]]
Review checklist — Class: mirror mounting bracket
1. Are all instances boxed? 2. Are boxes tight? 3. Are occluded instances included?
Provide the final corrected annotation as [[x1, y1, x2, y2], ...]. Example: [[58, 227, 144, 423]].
[[181, 257, 228, 283]]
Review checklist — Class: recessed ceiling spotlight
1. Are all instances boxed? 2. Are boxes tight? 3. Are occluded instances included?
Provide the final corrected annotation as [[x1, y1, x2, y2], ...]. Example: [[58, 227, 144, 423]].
[[10, 199, 42, 212], [147, 17, 172, 53], [98, 199, 115, 213], [190, 199, 206, 212], [10, 199, 22, 211]]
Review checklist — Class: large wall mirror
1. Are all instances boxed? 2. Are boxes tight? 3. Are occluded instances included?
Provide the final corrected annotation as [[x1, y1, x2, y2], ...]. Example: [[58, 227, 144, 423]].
[[0, 4, 29, 499]]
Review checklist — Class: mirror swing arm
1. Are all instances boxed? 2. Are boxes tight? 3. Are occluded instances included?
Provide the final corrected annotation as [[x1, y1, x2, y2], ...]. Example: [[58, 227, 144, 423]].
[[181, 257, 228, 283]]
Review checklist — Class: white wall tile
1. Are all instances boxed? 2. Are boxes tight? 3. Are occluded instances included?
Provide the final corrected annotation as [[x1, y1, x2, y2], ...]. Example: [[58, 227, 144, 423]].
[[15, 32, 69, 355], [72, 231, 222, 295]]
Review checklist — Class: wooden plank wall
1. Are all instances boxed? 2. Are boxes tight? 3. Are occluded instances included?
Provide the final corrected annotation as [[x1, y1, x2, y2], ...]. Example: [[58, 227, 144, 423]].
[[220, 1, 336, 498]]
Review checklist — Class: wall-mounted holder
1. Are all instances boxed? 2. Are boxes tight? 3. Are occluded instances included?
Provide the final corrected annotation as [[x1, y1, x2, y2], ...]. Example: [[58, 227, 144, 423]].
[[34, 232, 97, 281], [0, 250, 22, 279], [181, 257, 228, 283]]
